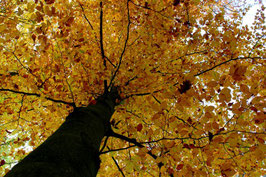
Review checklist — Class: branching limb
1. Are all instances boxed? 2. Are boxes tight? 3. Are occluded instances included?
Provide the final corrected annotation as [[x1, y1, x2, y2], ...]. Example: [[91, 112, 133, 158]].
[[105, 56, 116, 68], [136, 130, 265, 148], [100, 1, 106, 69], [174, 116, 198, 130], [222, 143, 242, 170], [8, 51, 40, 81], [125, 110, 151, 125], [0, 88, 76, 107], [56, 41, 76, 107], [108, 0, 131, 89], [99, 136, 109, 153], [219, 147, 250, 160], [109, 130, 158, 159], [106, 129, 263, 174], [109, 131, 168, 173], [99, 2, 115, 94], [124, 75, 138, 86]]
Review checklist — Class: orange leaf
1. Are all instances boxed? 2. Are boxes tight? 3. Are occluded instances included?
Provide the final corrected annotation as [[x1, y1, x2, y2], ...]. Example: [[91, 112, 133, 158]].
[[0, 160, 5, 167], [65, 17, 74, 26], [136, 123, 143, 132], [176, 164, 184, 170], [45, 0, 55, 4]]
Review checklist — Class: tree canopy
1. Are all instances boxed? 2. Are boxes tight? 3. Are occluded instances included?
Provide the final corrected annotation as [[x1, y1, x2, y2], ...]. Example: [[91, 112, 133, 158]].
[[0, 0, 265, 176]]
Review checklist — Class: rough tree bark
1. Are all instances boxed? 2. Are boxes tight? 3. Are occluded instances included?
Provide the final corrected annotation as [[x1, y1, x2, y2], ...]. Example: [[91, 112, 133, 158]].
[[5, 89, 119, 177]]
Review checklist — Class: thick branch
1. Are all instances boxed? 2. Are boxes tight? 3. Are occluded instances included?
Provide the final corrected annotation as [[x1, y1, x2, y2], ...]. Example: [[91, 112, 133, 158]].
[[100, 1, 106, 68]]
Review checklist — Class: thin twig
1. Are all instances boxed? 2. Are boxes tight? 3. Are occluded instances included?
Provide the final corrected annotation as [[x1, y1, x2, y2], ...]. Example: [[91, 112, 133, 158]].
[[100, 145, 136, 154], [16, 95, 25, 129], [125, 110, 151, 125], [105, 56, 116, 68], [248, 35, 265, 57], [170, 50, 207, 62], [124, 76, 138, 86], [110, 130, 158, 159], [78, 2, 94, 30], [222, 143, 243, 171], [112, 156, 126, 177], [195, 56, 264, 76], [152, 95, 161, 104], [128, 35, 141, 47], [129, 0, 172, 19], [57, 41, 76, 106], [125, 90, 161, 99], [10, 51, 39, 80], [108, 0, 131, 89]]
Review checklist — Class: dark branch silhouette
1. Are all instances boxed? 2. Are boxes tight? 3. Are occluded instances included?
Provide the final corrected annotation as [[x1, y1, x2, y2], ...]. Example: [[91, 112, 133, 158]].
[[0, 88, 76, 107], [78, 2, 94, 30], [108, 0, 131, 90], [111, 156, 126, 177], [195, 56, 263, 76]]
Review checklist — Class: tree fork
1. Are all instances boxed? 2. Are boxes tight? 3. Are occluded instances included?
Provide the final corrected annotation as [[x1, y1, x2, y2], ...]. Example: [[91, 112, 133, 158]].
[[5, 88, 120, 177]]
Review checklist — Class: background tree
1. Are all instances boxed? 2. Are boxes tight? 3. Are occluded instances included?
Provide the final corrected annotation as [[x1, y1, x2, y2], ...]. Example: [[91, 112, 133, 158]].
[[0, 0, 265, 176]]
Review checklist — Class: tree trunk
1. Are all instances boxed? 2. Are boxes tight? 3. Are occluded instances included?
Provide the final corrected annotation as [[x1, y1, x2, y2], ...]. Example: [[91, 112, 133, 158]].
[[5, 93, 117, 177]]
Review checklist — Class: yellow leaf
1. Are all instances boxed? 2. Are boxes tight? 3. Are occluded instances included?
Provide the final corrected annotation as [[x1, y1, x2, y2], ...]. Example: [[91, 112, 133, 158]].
[[151, 113, 160, 121], [207, 81, 218, 87], [212, 71, 220, 81], [0, 24, 6, 33]]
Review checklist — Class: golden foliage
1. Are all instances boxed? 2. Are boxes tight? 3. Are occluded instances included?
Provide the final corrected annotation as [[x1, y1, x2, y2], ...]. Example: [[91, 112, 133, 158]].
[[0, 0, 265, 176]]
